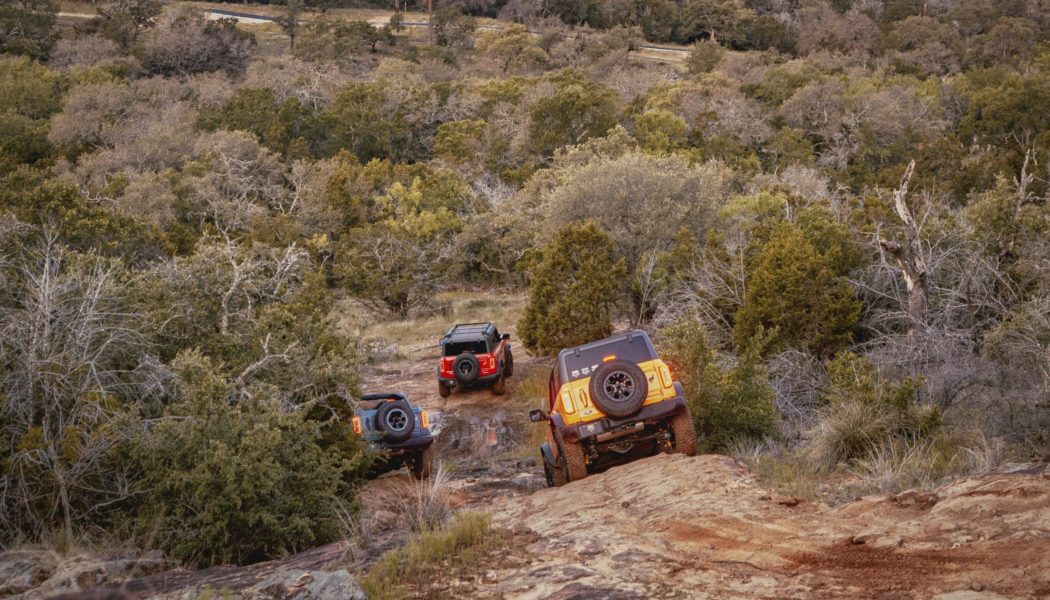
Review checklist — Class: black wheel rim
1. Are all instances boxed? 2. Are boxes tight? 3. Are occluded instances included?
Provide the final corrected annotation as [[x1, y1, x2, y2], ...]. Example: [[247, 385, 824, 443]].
[[457, 362, 473, 375], [603, 370, 636, 403], [386, 408, 409, 432]]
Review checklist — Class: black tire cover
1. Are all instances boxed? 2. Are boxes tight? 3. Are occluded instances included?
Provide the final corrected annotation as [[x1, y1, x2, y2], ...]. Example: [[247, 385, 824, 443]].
[[588, 360, 648, 418], [453, 352, 480, 384], [376, 399, 414, 443]]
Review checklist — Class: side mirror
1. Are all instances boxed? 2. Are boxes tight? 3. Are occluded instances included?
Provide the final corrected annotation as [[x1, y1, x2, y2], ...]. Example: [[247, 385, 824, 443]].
[[501, 333, 510, 340], [529, 409, 549, 423]]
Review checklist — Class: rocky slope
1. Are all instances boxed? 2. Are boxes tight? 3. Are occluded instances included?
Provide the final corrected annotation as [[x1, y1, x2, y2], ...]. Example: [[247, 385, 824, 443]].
[[477, 453, 1050, 600]]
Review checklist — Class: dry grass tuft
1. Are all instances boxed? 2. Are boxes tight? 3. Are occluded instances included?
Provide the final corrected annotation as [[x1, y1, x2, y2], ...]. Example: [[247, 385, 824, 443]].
[[359, 511, 499, 600], [805, 400, 894, 468], [731, 438, 822, 500], [381, 463, 453, 532]]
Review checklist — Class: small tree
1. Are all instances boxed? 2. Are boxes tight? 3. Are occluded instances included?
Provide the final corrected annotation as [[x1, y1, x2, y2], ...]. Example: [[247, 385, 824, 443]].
[[0, 232, 147, 542], [274, 0, 303, 50], [733, 222, 860, 358], [432, 7, 476, 47], [685, 40, 724, 74], [475, 25, 548, 73], [528, 72, 618, 158], [518, 222, 627, 357], [92, 0, 162, 49]]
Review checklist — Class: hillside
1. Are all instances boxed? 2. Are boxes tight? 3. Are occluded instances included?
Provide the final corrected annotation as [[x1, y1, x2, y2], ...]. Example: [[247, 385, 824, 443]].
[[3, 0, 1050, 597]]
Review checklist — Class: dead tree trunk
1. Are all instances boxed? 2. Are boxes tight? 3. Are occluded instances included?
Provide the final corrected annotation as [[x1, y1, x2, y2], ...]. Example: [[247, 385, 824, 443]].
[[879, 160, 929, 332]]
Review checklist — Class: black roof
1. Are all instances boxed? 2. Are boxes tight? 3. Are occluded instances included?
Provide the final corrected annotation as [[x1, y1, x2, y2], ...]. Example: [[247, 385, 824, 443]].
[[556, 330, 658, 382], [441, 322, 495, 343], [360, 392, 408, 402]]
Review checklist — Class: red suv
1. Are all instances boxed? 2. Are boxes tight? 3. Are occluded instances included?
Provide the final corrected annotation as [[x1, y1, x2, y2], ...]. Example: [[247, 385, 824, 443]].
[[436, 322, 513, 397]]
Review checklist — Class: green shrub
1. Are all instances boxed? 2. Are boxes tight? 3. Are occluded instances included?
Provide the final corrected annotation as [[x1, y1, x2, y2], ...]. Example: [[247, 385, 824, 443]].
[[518, 222, 627, 357], [134, 350, 364, 568], [733, 222, 860, 358], [660, 316, 778, 452]]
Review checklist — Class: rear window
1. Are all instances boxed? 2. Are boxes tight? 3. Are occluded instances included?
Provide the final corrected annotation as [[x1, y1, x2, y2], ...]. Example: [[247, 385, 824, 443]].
[[562, 337, 656, 381], [444, 340, 488, 356]]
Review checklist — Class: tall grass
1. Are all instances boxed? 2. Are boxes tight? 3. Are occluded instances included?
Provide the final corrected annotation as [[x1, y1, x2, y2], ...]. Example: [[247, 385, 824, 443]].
[[739, 401, 1010, 499], [846, 431, 1007, 496]]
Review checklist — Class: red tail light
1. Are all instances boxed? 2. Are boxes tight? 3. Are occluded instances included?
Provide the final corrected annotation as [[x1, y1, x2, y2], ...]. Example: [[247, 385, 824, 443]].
[[352, 417, 362, 435], [440, 357, 454, 377]]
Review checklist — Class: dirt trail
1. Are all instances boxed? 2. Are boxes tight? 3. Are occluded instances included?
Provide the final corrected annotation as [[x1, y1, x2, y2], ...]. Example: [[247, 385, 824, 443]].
[[473, 453, 1050, 599], [360, 340, 548, 507]]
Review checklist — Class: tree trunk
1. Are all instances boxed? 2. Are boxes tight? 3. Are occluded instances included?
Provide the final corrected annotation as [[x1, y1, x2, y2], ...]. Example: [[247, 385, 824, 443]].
[[879, 160, 929, 333]]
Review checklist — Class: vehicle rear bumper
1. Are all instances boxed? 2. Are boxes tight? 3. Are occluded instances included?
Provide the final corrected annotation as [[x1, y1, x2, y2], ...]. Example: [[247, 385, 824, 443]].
[[380, 434, 435, 452], [437, 372, 502, 386], [559, 396, 687, 443]]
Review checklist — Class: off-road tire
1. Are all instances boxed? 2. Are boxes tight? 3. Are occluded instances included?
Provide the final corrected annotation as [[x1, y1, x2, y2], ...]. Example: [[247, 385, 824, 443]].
[[504, 347, 514, 378], [670, 409, 697, 457], [375, 399, 414, 443], [544, 455, 567, 487], [492, 374, 506, 395], [453, 352, 480, 384], [438, 382, 451, 398], [557, 433, 588, 483], [412, 446, 434, 480], [588, 360, 648, 418]]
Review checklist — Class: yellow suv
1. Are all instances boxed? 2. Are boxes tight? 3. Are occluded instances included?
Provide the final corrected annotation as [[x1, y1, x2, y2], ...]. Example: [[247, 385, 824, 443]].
[[529, 330, 696, 486]]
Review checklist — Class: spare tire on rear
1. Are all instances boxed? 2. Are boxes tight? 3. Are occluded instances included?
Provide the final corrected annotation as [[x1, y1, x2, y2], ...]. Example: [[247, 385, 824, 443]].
[[376, 399, 414, 443], [453, 352, 480, 384], [588, 360, 648, 418]]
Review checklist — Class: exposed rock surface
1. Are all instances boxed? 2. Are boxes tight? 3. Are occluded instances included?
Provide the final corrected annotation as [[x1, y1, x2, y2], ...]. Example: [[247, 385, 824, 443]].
[[1, 543, 361, 600], [1, 550, 174, 599], [479, 453, 1050, 599]]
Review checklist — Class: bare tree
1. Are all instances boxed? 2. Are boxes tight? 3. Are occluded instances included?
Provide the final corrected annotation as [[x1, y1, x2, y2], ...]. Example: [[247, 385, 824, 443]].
[[0, 230, 147, 540], [878, 160, 929, 333]]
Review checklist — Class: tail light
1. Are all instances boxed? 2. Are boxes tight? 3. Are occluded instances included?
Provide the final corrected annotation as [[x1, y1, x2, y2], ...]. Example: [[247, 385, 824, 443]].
[[420, 411, 430, 429], [560, 390, 575, 414], [659, 365, 673, 388], [440, 357, 454, 377], [352, 417, 362, 435]]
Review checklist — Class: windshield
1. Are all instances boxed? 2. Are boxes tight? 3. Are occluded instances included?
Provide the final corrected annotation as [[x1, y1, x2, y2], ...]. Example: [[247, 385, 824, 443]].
[[444, 340, 488, 356]]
